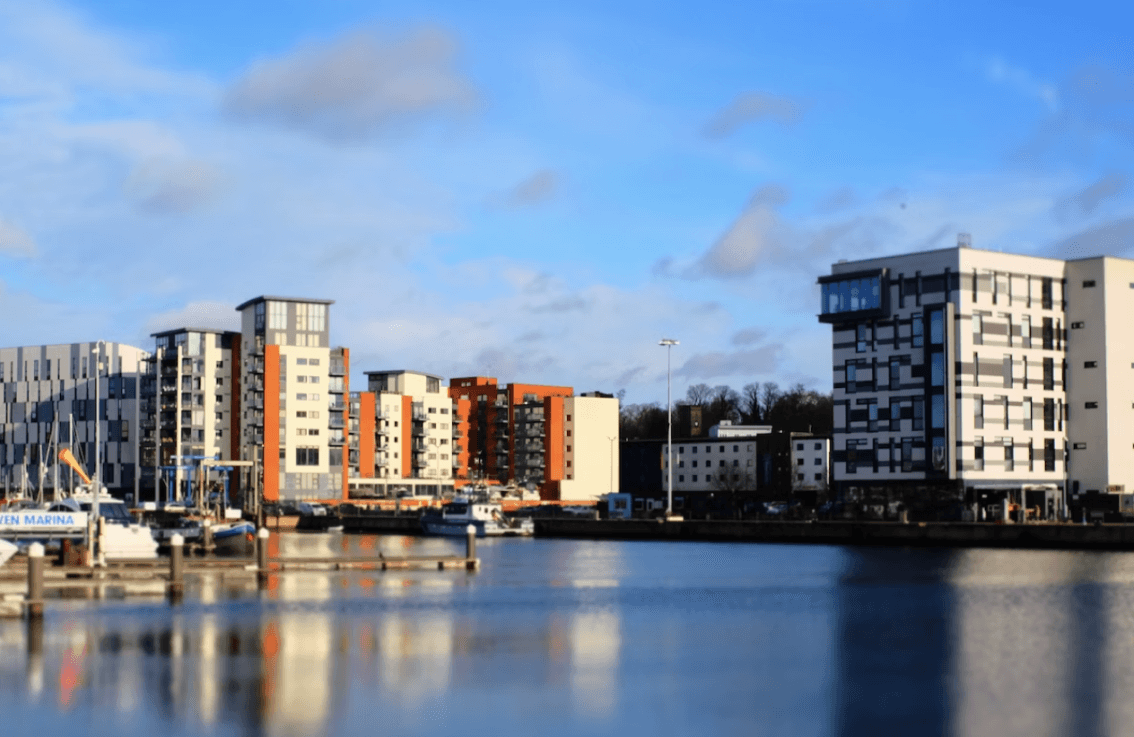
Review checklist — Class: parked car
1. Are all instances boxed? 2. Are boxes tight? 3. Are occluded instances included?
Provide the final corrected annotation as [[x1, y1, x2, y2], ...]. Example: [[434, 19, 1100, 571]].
[[817, 500, 845, 519]]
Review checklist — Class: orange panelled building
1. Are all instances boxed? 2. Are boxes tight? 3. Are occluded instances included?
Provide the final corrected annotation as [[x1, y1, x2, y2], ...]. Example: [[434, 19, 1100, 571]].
[[448, 376, 575, 499]]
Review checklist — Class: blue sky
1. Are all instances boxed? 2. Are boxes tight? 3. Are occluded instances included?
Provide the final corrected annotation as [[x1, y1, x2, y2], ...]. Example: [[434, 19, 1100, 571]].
[[2, 0, 1133, 404]]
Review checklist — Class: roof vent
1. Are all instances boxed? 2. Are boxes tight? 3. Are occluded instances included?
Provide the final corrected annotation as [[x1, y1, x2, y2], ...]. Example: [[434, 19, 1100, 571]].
[[958, 232, 972, 248]]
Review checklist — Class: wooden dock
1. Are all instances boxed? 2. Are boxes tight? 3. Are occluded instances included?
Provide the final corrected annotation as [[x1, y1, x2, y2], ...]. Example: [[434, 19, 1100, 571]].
[[0, 526, 482, 618]]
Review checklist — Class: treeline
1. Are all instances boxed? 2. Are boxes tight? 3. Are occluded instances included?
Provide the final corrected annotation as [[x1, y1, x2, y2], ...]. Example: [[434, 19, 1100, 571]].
[[620, 382, 833, 440]]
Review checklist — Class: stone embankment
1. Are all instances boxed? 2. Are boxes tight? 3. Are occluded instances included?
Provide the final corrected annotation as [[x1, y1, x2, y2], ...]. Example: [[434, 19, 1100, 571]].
[[534, 519, 1134, 551]]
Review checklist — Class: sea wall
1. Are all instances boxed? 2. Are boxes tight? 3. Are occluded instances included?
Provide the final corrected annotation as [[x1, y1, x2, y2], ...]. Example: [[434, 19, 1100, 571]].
[[533, 519, 1134, 551]]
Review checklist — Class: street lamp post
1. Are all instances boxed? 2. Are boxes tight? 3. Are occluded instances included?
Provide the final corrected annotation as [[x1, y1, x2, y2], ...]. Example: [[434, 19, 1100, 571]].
[[607, 436, 617, 495], [659, 338, 679, 517], [93, 340, 105, 563]]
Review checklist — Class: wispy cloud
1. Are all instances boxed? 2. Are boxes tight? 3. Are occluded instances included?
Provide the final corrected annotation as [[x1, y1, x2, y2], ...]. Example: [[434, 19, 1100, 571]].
[[0, 217, 37, 257], [223, 26, 479, 143], [1053, 172, 1127, 221], [987, 57, 1059, 111], [125, 159, 222, 214], [1049, 217, 1134, 260], [703, 91, 808, 138], [488, 169, 560, 209]]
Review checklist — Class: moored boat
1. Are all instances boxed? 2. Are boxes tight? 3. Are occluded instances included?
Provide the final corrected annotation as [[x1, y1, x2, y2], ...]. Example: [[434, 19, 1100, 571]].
[[421, 496, 534, 538]]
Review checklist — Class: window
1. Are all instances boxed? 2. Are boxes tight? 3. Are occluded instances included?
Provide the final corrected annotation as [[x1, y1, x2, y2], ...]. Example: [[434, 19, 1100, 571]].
[[796, 443, 804, 451], [974, 437, 984, 471], [296, 393, 308, 401], [846, 361, 857, 394], [857, 324, 871, 353], [974, 395, 984, 429], [972, 314, 983, 345], [846, 440, 859, 474], [268, 301, 287, 330], [1084, 361, 1097, 368], [815, 473, 823, 481], [692, 475, 698, 483], [1004, 355, 1013, 388], [1041, 278, 1053, 310], [1002, 396, 1010, 430], [1071, 321, 1084, 329], [901, 438, 913, 472], [1085, 401, 1098, 409], [797, 457, 804, 466], [890, 399, 901, 431], [929, 309, 944, 345], [1022, 314, 1032, 348], [814, 442, 822, 450], [911, 314, 924, 347], [678, 476, 685, 482], [930, 352, 945, 386], [1042, 317, 1054, 350], [1004, 440, 1014, 472], [1073, 442, 1087, 450], [1043, 398, 1055, 431], [295, 447, 319, 466], [931, 395, 945, 429], [296, 376, 307, 383], [1023, 398, 1033, 431], [868, 402, 879, 431], [1044, 439, 1056, 472], [296, 358, 308, 365], [912, 399, 924, 431], [890, 357, 901, 390], [1083, 280, 1096, 288], [1043, 358, 1054, 390], [814, 458, 822, 465]]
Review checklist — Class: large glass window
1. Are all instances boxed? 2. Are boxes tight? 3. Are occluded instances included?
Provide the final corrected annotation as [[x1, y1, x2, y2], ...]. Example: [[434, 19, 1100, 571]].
[[911, 314, 924, 347], [1043, 358, 1054, 391], [846, 361, 857, 393], [929, 309, 944, 345], [1022, 314, 1032, 347], [890, 400, 901, 431], [890, 358, 901, 390], [912, 399, 924, 430], [1041, 278, 1053, 310], [269, 301, 287, 330], [930, 352, 945, 386], [856, 324, 870, 353], [821, 273, 883, 315], [931, 395, 945, 429]]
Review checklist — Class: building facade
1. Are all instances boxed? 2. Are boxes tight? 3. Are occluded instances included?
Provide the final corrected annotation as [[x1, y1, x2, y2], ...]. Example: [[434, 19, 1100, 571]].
[[819, 242, 1134, 516], [1, 342, 148, 499], [790, 434, 830, 495], [448, 377, 619, 500], [236, 296, 344, 503], [661, 423, 771, 496]]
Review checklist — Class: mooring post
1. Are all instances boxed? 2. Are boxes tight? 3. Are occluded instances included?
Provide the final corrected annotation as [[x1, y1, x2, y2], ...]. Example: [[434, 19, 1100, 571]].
[[257, 527, 270, 587], [465, 524, 478, 570], [169, 534, 184, 601], [203, 518, 214, 552], [26, 543, 44, 619]]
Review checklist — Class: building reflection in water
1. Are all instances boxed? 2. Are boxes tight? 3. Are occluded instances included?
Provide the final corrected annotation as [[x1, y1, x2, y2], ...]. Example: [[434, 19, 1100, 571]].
[[834, 546, 1134, 737]]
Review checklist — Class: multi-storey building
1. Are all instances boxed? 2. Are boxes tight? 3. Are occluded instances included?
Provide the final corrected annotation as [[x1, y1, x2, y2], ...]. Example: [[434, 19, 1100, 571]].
[[0, 342, 148, 500], [818, 240, 1134, 517], [448, 377, 619, 500], [141, 328, 240, 501], [343, 370, 459, 498], [790, 434, 830, 494], [662, 423, 770, 495], [236, 296, 345, 503]]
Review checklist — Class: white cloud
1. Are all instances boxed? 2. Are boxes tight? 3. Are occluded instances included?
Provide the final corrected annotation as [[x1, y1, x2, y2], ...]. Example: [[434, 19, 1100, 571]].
[[987, 57, 1059, 111], [142, 301, 240, 336], [703, 91, 808, 138], [223, 26, 479, 143], [0, 217, 37, 257]]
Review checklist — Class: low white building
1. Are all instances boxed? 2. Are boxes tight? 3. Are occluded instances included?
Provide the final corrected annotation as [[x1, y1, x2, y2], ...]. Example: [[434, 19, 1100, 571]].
[[662, 423, 771, 494], [791, 434, 830, 493]]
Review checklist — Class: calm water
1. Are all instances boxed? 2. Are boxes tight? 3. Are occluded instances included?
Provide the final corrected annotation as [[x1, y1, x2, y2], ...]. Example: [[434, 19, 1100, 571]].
[[2, 533, 1134, 736]]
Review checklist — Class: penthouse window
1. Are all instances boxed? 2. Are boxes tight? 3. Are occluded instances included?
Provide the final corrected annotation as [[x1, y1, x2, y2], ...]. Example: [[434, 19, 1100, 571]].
[[821, 274, 882, 315]]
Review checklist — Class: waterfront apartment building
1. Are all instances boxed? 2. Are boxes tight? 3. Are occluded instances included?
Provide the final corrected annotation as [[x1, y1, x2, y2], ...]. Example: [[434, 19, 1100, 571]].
[[448, 377, 619, 500], [235, 296, 346, 503], [345, 370, 459, 498], [818, 241, 1134, 516], [140, 328, 240, 502], [0, 342, 149, 499]]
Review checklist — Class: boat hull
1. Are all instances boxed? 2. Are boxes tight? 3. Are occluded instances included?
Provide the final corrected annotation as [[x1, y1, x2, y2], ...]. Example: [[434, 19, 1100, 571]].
[[420, 517, 533, 538], [213, 522, 256, 555]]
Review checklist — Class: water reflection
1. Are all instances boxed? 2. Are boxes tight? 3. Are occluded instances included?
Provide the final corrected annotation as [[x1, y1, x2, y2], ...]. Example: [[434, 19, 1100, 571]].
[[3, 536, 1134, 736]]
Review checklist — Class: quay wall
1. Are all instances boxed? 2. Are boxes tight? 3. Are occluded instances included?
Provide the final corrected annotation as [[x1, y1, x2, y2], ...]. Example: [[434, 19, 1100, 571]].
[[533, 519, 1134, 551]]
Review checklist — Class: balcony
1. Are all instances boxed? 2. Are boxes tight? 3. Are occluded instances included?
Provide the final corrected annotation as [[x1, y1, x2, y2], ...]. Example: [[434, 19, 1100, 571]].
[[329, 415, 345, 429], [376, 453, 389, 467], [329, 399, 346, 412], [251, 357, 264, 374], [329, 432, 345, 446], [452, 424, 462, 437], [329, 362, 346, 376]]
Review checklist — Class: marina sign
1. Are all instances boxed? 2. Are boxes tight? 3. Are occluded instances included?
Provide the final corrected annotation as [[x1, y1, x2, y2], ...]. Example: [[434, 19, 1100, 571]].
[[0, 511, 88, 532]]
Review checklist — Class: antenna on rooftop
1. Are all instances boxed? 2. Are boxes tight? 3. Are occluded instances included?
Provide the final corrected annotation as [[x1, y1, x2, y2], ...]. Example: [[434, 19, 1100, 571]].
[[958, 232, 972, 248]]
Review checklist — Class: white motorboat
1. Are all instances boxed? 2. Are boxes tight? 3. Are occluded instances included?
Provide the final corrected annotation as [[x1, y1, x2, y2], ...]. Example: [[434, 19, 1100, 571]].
[[421, 496, 534, 538], [46, 491, 159, 560]]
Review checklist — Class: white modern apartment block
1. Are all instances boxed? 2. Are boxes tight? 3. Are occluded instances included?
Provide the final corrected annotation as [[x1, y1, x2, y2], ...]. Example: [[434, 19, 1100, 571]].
[[662, 423, 770, 494], [236, 296, 342, 502], [363, 370, 459, 496], [0, 342, 148, 499], [555, 393, 621, 501], [819, 239, 1134, 517], [791, 434, 830, 493]]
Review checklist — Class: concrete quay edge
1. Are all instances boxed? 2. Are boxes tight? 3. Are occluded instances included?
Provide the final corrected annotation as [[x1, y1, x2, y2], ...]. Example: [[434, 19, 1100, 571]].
[[533, 519, 1134, 551]]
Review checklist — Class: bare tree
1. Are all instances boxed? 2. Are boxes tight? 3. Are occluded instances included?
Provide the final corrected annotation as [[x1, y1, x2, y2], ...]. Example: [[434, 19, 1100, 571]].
[[741, 382, 762, 423], [685, 383, 713, 406], [759, 382, 781, 420], [711, 467, 755, 519]]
